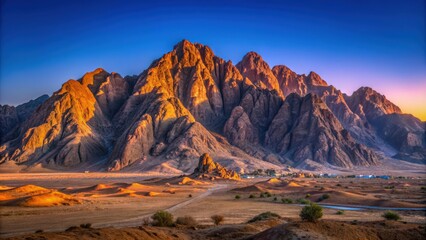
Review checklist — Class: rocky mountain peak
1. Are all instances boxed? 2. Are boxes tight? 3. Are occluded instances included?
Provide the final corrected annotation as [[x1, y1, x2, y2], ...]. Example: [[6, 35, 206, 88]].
[[236, 52, 283, 96], [346, 86, 402, 121], [307, 71, 328, 86]]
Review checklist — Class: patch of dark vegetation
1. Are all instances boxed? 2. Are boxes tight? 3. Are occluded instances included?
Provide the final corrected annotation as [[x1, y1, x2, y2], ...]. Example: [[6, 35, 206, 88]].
[[175, 216, 197, 227], [296, 198, 310, 204], [300, 203, 323, 222], [382, 211, 401, 221], [318, 194, 330, 202], [80, 223, 92, 229], [152, 210, 174, 227], [211, 215, 224, 225], [248, 211, 281, 223]]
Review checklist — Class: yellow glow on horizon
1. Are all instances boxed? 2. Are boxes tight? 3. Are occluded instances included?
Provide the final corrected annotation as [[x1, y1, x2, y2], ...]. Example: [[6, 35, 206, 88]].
[[383, 84, 426, 121]]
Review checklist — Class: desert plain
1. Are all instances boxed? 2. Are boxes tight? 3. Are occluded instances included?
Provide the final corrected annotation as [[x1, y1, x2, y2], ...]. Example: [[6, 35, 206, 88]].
[[0, 172, 425, 239]]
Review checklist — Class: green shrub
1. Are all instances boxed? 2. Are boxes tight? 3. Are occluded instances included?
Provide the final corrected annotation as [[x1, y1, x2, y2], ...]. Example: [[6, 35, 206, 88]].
[[336, 210, 344, 215], [296, 198, 310, 204], [273, 197, 277, 201], [151, 210, 174, 227], [175, 216, 197, 227], [300, 203, 323, 222], [248, 211, 281, 223], [235, 195, 241, 199], [382, 211, 401, 221], [211, 215, 224, 225], [80, 223, 92, 229], [249, 194, 255, 198], [305, 194, 311, 198], [259, 193, 265, 198], [318, 194, 330, 202], [265, 192, 272, 197], [282, 198, 293, 204]]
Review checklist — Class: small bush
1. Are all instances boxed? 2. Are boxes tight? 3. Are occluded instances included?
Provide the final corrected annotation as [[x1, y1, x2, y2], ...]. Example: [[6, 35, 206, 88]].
[[273, 197, 277, 201], [249, 194, 255, 198], [265, 192, 272, 197], [382, 211, 401, 221], [188, 194, 192, 198], [80, 223, 92, 229], [235, 195, 241, 199], [300, 203, 323, 222], [175, 216, 197, 227], [318, 194, 330, 202], [248, 211, 281, 223], [296, 198, 310, 204], [282, 198, 293, 204], [211, 215, 224, 225], [151, 210, 174, 227], [305, 194, 311, 198], [384, 186, 395, 189], [259, 193, 265, 198], [35, 230, 44, 233], [336, 184, 342, 187], [421, 186, 426, 191], [336, 210, 344, 215]]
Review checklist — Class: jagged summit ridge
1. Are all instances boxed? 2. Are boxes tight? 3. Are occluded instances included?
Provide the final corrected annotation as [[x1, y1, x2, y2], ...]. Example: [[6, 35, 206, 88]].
[[0, 40, 424, 172]]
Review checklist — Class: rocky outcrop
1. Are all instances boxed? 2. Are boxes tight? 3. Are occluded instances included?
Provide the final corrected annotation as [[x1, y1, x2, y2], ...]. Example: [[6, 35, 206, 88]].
[[192, 153, 240, 180], [265, 93, 378, 168]]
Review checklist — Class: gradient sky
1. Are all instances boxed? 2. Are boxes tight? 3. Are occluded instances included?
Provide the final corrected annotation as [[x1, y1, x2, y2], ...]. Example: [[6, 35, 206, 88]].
[[1, 0, 425, 120]]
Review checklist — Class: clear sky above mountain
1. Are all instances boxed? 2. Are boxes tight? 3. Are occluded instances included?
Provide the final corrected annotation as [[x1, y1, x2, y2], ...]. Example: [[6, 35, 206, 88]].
[[1, 0, 425, 120]]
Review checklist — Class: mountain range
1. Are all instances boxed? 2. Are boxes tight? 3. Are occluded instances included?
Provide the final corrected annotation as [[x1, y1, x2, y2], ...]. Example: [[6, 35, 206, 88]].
[[0, 40, 425, 173]]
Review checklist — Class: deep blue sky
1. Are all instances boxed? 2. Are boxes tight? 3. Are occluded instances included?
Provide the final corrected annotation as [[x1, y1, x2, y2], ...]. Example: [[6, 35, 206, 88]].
[[1, 0, 425, 119]]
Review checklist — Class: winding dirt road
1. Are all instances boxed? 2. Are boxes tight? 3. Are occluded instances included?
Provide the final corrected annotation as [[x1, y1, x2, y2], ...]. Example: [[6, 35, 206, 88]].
[[95, 184, 229, 228]]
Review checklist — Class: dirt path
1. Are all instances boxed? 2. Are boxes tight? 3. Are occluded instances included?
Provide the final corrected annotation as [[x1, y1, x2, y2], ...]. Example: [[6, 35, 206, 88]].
[[95, 184, 229, 228]]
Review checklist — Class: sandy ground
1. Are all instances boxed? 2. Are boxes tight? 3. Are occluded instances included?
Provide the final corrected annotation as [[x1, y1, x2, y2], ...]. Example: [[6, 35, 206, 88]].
[[0, 173, 425, 238]]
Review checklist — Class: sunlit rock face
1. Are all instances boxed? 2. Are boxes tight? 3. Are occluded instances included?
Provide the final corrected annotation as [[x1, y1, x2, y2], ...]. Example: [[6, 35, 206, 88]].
[[236, 52, 283, 97], [192, 153, 240, 180], [0, 40, 423, 172]]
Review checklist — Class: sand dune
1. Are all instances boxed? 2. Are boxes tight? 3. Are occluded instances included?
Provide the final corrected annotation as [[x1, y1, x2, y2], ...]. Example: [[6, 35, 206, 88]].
[[19, 191, 81, 207], [62, 182, 156, 198], [179, 177, 205, 185], [0, 184, 81, 207]]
